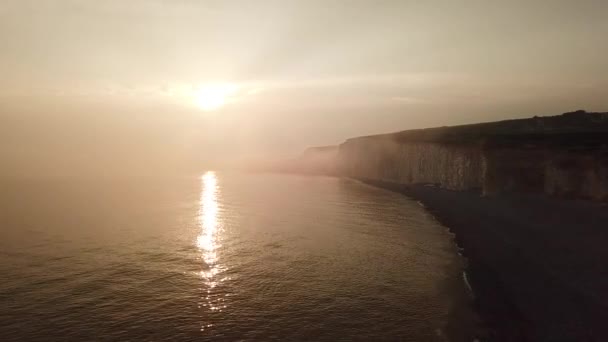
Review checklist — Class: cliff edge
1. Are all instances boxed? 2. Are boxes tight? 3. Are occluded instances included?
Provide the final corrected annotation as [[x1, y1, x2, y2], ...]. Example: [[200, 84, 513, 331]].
[[336, 110, 608, 201]]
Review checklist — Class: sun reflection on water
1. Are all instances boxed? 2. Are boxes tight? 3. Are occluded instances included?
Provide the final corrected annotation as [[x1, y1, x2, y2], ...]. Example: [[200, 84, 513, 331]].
[[197, 171, 227, 319]]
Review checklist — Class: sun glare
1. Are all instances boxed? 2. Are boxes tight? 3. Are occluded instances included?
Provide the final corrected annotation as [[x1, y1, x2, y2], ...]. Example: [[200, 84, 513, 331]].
[[195, 83, 238, 111]]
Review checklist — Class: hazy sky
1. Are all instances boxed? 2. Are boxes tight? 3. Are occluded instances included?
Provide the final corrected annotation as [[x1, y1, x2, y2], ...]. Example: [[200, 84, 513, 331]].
[[1, 0, 607, 176]]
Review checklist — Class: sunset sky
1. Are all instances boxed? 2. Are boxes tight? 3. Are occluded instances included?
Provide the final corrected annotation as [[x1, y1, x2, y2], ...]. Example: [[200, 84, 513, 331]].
[[1, 0, 607, 177]]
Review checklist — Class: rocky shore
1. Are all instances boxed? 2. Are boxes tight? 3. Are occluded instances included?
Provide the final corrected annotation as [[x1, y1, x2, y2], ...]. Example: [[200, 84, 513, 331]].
[[365, 180, 608, 341]]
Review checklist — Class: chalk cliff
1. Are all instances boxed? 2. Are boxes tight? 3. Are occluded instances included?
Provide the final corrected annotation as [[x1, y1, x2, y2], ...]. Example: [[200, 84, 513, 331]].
[[300, 110, 608, 201]]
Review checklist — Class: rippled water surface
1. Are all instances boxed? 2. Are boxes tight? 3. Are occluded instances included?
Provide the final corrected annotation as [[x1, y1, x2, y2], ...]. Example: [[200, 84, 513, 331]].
[[0, 172, 473, 341]]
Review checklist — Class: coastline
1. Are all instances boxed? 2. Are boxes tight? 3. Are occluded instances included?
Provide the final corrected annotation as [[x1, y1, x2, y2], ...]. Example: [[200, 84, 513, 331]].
[[361, 179, 608, 341], [279, 111, 608, 340]]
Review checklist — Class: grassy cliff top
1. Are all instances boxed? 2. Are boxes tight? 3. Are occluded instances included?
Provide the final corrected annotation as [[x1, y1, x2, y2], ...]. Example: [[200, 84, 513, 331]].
[[345, 110, 608, 147]]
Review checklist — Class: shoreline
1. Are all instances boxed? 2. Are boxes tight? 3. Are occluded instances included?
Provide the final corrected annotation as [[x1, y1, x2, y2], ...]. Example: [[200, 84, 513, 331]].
[[361, 179, 608, 341]]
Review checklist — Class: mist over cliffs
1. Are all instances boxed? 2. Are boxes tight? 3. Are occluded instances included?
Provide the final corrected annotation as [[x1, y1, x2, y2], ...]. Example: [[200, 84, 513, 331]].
[[290, 110, 608, 201]]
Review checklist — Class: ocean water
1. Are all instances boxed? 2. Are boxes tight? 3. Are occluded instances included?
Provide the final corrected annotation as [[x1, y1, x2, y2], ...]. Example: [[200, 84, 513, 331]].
[[0, 172, 474, 341]]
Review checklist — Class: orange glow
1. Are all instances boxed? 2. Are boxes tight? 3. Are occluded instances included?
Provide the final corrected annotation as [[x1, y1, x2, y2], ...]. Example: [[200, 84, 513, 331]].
[[194, 84, 238, 111]]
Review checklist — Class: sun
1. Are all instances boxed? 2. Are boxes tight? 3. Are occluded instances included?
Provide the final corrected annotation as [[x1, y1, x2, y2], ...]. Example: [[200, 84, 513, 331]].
[[195, 83, 238, 111]]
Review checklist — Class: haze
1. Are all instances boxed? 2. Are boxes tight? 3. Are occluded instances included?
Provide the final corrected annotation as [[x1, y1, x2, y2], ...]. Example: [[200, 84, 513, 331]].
[[1, 0, 607, 178]]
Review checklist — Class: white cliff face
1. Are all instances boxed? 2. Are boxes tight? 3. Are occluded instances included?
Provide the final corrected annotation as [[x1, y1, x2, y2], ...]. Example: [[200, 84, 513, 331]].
[[336, 137, 608, 201], [337, 138, 485, 191], [323, 111, 608, 201], [545, 156, 608, 200]]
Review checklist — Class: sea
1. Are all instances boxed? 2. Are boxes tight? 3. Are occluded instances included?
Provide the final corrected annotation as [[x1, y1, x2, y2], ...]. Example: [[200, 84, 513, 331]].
[[0, 171, 476, 341]]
